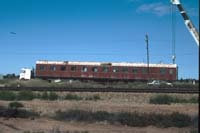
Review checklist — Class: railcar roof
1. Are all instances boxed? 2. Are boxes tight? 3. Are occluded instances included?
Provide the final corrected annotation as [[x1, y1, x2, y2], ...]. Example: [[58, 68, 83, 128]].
[[36, 60, 177, 68]]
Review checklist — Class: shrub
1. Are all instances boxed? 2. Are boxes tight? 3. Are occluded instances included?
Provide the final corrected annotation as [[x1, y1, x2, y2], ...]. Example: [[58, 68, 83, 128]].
[[54, 110, 192, 128], [37, 92, 59, 100], [150, 94, 199, 105], [0, 91, 16, 100], [54, 110, 111, 122], [64, 94, 83, 101], [40, 91, 49, 100], [165, 112, 191, 127], [85, 94, 101, 101], [8, 102, 24, 109], [14, 109, 39, 118], [0, 91, 61, 101], [17, 90, 34, 100], [191, 115, 199, 128], [48, 92, 58, 100], [0, 104, 39, 118], [189, 97, 199, 104], [150, 95, 174, 104], [92, 111, 112, 121]]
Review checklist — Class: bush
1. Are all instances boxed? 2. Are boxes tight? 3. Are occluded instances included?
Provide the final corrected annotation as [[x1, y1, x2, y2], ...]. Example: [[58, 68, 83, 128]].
[[150, 95, 174, 104], [191, 115, 199, 128], [85, 94, 101, 101], [48, 92, 58, 100], [37, 92, 59, 100], [149, 94, 199, 104], [92, 111, 111, 121], [54, 110, 112, 122], [165, 112, 191, 127], [40, 91, 49, 100], [0, 105, 39, 118], [17, 90, 35, 100], [64, 94, 83, 101], [9, 102, 24, 109], [189, 97, 199, 104], [54, 110, 192, 127], [0, 91, 16, 100], [0, 91, 60, 101], [16, 109, 39, 118]]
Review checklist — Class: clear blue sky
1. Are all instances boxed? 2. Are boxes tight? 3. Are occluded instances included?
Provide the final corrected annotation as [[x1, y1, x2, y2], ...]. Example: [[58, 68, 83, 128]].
[[0, 0, 199, 79]]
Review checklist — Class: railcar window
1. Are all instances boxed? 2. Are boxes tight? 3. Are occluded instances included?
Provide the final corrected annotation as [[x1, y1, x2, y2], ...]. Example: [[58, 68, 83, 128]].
[[50, 66, 56, 71], [113, 67, 119, 73], [39, 65, 46, 70], [132, 68, 138, 74], [71, 66, 76, 72], [122, 67, 129, 73], [92, 67, 98, 72], [169, 69, 174, 75], [102, 67, 109, 72], [160, 68, 166, 75], [82, 66, 88, 72], [60, 66, 66, 71]]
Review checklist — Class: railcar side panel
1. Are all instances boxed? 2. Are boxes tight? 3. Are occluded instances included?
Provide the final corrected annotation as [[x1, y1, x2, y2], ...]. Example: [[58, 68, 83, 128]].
[[36, 61, 177, 81]]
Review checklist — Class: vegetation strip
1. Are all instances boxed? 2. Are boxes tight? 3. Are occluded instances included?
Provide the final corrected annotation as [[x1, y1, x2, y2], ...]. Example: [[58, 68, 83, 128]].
[[54, 109, 197, 128], [0, 87, 198, 93], [0, 91, 101, 101], [0, 104, 39, 118], [149, 94, 199, 104]]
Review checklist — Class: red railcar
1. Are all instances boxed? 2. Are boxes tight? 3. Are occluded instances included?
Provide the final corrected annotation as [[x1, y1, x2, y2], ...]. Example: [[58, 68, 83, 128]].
[[35, 60, 177, 81]]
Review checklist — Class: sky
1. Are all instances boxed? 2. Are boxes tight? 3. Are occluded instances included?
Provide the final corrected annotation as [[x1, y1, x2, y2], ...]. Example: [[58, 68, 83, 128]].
[[0, 0, 199, 79]]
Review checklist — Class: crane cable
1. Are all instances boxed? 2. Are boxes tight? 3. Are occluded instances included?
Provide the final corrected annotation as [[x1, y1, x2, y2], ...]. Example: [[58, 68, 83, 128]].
[[171, 3, 176, 64]]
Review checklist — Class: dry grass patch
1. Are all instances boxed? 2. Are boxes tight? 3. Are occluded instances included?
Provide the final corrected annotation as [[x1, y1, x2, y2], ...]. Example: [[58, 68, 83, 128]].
[[0, 92, 198, 117]]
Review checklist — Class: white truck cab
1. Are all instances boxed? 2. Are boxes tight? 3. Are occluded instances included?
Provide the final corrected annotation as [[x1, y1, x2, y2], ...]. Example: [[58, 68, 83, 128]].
[[19, 68, 31, 80]]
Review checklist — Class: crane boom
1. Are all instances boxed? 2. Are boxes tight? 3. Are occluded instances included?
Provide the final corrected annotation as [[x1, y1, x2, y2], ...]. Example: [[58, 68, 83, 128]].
[[171, 0, 199, 46]]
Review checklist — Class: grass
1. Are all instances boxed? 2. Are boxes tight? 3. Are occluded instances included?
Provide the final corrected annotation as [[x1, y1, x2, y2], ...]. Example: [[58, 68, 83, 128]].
[[1, 78, 198, 89], [54, 109, 193, 128], [64, 93, 101, 101], [172, 81, 199, 89], [0, 91, 16, 100], [17, 90, 35, 100], [64, 93, 83, 101], [0, 91, 101, 101], [1, 91, 197, 105], [85, 94, 101, 101], [0, 91, 198, 132], [37, 91, 59, 100], [149, 94, 199, 105]]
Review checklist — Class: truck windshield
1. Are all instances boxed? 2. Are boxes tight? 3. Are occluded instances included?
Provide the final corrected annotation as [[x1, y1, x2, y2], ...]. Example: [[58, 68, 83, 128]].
[[21, 70, 25, 73]]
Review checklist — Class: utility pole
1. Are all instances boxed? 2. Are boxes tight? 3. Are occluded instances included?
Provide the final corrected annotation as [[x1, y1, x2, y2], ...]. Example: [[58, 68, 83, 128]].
[[145, 34, 150, 79], [171, 3, 176, 64]]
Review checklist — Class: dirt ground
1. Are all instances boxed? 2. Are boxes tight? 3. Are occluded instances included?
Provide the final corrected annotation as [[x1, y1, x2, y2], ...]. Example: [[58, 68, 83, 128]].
[[0, 118, 196, 133], [0, 92, 199, 133]]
